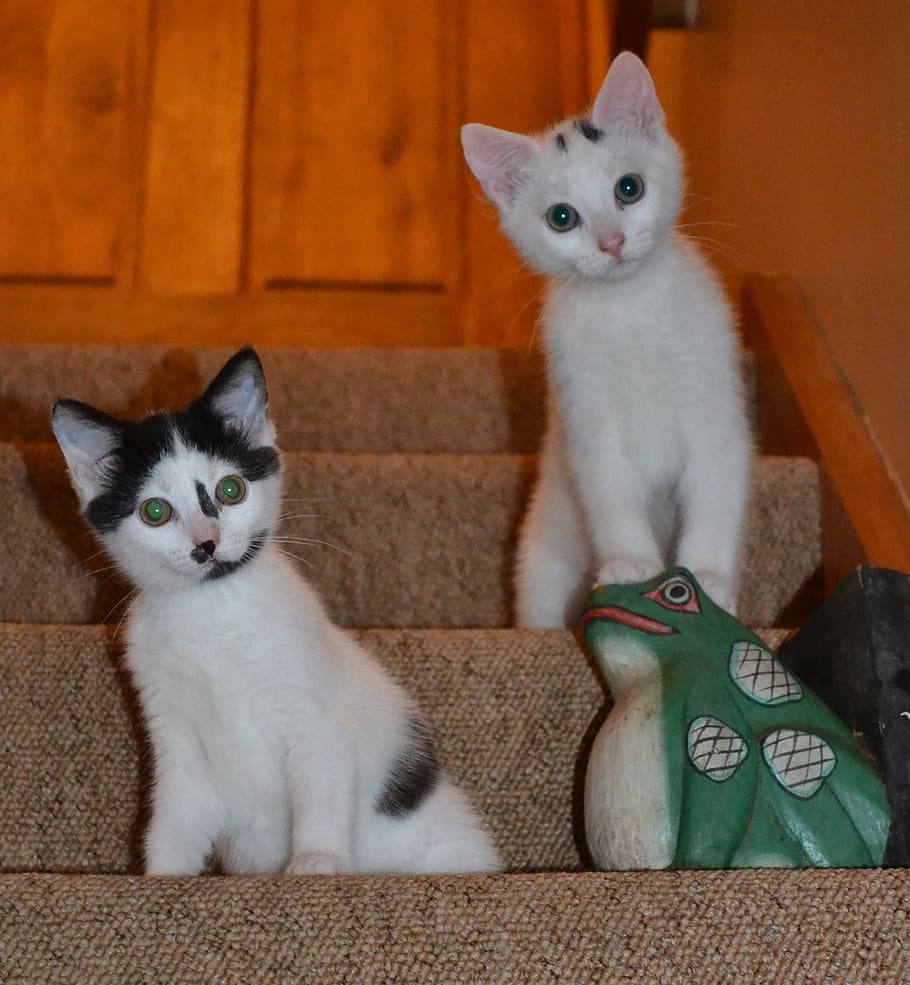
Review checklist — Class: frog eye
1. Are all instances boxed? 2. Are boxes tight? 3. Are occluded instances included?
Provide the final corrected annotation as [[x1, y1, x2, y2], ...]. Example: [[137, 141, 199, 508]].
[[215, 475, 246, 505], [645, 575, 701, 614], [139, 498, 173, 527], [545, 203, 580, 232]]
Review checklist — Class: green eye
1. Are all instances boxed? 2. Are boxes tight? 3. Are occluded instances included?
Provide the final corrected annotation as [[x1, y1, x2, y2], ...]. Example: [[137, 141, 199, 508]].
[[139, 498, 172, 526], [215, 475, 246, 505], [615, 173, 645, 205], [545, 203, 580, 232]]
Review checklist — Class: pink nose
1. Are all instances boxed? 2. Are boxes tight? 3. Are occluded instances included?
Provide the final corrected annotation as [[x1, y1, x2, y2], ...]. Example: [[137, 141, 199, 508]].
[[598, 233, 625, 258]]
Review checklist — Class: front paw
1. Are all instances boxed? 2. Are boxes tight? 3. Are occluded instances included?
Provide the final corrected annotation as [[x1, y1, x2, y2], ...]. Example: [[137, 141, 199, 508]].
[[596, 557, 664, 588], [285, 851, 343, 876], [693, 571, 736, 614]]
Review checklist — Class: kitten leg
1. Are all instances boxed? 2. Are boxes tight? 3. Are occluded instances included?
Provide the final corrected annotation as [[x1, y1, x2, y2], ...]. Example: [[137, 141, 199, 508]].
[[515, 438, 591, 628], [144, 770, 217, 876], [676, 433, 750, 614], [582, 466, 665, 589], [557, 407, 665, 589], [284, 726, 356, 876]]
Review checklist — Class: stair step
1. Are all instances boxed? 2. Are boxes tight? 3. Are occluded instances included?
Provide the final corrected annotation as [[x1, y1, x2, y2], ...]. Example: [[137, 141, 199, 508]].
[[1, 343, 756, 453], [1, 868, 902, 983], [1, 344, 546, 453], [0, 623, 787, 876], [0, 446, 818, 627]]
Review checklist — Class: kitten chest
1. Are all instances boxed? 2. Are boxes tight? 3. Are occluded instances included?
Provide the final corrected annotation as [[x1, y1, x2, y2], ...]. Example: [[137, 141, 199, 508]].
[[126, 604, 297, 800]]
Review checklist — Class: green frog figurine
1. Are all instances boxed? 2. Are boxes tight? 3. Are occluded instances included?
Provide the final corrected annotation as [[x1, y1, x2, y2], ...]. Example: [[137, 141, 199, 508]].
[[581, 567, 889, 869]]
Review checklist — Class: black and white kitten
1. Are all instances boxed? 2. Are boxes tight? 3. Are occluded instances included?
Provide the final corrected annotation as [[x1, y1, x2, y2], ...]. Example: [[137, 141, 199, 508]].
[[52, 348, 500, 876]]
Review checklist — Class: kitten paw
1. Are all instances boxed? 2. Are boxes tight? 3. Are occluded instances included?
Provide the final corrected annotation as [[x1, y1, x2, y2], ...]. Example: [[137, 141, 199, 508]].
[[693, 571, 737, 614], [596, 557, 664, 588], [285, 851, 342, 876]]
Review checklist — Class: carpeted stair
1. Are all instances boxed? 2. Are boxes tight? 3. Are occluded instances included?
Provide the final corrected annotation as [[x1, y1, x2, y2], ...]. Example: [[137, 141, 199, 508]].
[[0, 345, 904, 983]]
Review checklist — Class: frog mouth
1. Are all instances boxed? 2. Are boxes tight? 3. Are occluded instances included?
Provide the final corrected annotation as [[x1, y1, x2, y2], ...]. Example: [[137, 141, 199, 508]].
[[580, 606, 677, 636]]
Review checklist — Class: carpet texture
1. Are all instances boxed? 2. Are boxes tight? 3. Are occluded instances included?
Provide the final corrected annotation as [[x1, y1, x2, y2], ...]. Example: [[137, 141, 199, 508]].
[[0, 344, 547, 453], [0, 343, 893, 985], [0, 445, 818, 627], [1, 870, 907, 984]]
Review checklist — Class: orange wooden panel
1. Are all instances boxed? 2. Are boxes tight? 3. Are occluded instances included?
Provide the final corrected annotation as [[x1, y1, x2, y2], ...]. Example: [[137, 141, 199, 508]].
[[462, 0, 611, 346], [0, 285, 463, 346], [248, 0, 454, 291], [745, 275, 910, 581], [137, 0, 251, 293], [0, 0, 137, 280]]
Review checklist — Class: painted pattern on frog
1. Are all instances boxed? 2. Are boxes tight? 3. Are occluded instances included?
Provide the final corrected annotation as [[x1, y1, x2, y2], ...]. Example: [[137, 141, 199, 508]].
[[581, 567, 889, 870]]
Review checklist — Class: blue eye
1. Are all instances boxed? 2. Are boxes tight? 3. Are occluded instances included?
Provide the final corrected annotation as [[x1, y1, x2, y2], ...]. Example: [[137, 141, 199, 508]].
[[545, 203, 580, 232], [615, 173, 645, 205]]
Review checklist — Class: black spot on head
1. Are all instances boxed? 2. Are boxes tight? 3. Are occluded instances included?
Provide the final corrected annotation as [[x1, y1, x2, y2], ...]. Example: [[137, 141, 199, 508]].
[[574, 118, 604, 143], [195, 480, 219, 519], [82, 388, 279, 536], [84, 413, 176, 533], [376, 715, 440, 818], [555, 132, 567, 153], [895, 669, 910, 693]]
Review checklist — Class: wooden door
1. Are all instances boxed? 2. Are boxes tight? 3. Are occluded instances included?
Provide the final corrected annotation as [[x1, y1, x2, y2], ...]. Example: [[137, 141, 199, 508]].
[[0, 0, 611, 346]]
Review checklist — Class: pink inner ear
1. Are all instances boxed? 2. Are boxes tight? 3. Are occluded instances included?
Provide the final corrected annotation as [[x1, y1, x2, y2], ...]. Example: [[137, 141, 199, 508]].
[[591, 51, 664, 135], [461, 123, 535, 209]]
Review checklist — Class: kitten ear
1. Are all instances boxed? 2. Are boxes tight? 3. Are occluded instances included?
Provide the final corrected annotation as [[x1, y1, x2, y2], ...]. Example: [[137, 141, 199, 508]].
[[52, 399, 122, 506], [461, 123, 536, 209], [203, 347, 273, 445], [591, 51, 664, 137]]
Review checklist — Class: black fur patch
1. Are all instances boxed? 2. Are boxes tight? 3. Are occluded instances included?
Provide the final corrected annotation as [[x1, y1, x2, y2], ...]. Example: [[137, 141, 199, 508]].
[[554, 132, 568, 153], [574, 118, 604, 143], [205, 531, 268, 581], [376, 716, 440, 818], [81, 395, 279, 535], [196, 481, 219, 518]]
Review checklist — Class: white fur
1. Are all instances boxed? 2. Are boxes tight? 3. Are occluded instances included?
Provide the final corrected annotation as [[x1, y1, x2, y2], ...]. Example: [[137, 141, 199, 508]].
[[127, 545, 498, 876], [462, 53, 750, 625], [54, 373, 500, 877]]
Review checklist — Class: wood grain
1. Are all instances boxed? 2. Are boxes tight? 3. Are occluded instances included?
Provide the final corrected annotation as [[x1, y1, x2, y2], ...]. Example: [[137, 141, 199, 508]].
[[462, 1, 609, 346], [0, 2, 615, 346], [137, 0, 251, 293], [0, 285, 462, 346], [0, 0, 136, 280], [744, 274, 910, 582], [248, 0, 453, 292]]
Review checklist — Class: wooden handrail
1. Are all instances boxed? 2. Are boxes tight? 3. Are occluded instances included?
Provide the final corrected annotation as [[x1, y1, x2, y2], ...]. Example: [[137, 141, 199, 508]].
[[743, 274, 910, 587]]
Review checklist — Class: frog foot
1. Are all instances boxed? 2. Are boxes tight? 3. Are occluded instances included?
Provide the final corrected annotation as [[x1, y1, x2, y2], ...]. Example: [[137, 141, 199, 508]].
[[693, 570, 737, 615], [596, 557, 664, 589]]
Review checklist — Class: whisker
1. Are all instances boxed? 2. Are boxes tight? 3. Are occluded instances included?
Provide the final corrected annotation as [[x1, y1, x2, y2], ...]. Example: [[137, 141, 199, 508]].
[[679, 233, 746, 268], [276, 512, 331, 523], [75, 563, 122, 583], [270, 537, 351, 557], [274, 548, 314, 569]]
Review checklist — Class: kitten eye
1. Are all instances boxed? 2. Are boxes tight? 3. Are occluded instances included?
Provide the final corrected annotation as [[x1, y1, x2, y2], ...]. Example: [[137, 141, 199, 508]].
[[139, 498, 173, 526], [644, 576, 701, 615], [614, 173, 645, 205], [215, 475, 246, 505], [545, 203, 580, 232]]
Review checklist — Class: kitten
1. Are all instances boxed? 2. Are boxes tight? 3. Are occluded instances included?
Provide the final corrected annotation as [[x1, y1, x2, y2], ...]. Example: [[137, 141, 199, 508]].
[[52, 348, 500, 876], [461, 52, 751, 625]]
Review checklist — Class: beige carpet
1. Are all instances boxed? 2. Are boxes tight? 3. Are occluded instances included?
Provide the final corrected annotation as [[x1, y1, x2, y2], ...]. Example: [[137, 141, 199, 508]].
[[0, 344, 898, 985]]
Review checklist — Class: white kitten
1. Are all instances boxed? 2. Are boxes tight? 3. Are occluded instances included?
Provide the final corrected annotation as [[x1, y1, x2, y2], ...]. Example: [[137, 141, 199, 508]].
[[52, 348, 500, 876], [462, 52, 751, 625]]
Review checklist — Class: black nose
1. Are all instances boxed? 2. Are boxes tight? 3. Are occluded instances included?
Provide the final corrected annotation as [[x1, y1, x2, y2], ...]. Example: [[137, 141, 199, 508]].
[[191, 540, 217, 564]]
